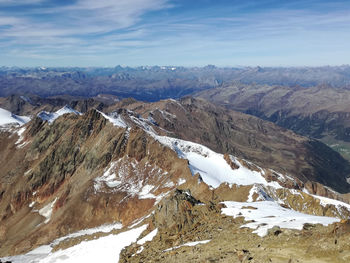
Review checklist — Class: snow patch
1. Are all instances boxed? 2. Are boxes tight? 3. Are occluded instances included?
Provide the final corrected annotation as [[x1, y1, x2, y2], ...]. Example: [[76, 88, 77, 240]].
[[94, 158, 170, 204], [311, 193, 350, 214], [2, 224, 147, 263], [15, 126, 27, 147], [163, 181, 175, 188], [138, 184, 156, 199], [153, 109, 176, 122], [137, 228, 158, 245], [129, 213, 154, 229], [24, 169, 32, 176], [178, 178, 186, 185], [130, 115, 156, 133], [94, 161, 121, 191], [0, 107, 30, 127], [52, 222, 123, 246], [38, 198, 57, 223], [302, 188, 310, 194], [155, 191, 171, 205], [164, 240, 211, 252], [135, 246, 144, 254], [222, 201, 339, 237]]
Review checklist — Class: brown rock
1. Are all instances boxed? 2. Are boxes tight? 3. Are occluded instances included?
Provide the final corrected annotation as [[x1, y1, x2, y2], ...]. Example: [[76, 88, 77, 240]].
[[224, 153, 239, 170], [153, 189, 201, 235]]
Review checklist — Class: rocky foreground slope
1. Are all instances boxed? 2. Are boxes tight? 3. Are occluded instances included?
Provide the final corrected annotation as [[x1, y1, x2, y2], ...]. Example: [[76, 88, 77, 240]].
[[0, 98, 350, 262], [119, 190, 350, 263]]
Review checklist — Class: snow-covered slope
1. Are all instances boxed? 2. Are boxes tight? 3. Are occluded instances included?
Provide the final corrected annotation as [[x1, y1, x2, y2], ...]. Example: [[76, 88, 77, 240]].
[[0, 107, 30, 127], [100, 110, 284, 189], [154, 135, 282, 189], [2, 224, 147, 263], [37, 106, 81, 123]]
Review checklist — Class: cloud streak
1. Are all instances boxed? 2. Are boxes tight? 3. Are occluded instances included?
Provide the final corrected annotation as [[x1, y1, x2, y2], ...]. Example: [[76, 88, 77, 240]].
[[0, 0, 43, 5], [0, 0, 170, 37], [0, 0, 350, 66]]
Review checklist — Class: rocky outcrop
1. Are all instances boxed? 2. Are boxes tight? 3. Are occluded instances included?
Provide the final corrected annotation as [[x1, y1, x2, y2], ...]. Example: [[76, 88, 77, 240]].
[[304, 181, 340, 199], [153, 189, 202, 235], [223, 154, 239, 170]]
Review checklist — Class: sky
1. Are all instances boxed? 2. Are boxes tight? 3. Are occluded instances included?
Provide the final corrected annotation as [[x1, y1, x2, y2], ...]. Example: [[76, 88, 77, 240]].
[[0, 0, 349, 67]]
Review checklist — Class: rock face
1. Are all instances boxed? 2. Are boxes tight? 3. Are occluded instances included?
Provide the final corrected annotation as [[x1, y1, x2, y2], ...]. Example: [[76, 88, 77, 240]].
[[224, 153, 239, 170], [0, 109, 193, 255], [153, 189, 202, 235]]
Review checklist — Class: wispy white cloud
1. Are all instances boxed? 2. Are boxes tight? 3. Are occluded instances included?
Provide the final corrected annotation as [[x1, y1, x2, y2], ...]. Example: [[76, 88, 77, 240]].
[[0, 0, 170, 38], [0, 0, 350, 66], [0, 0, 43, 5], [0, 16, 24, 25]]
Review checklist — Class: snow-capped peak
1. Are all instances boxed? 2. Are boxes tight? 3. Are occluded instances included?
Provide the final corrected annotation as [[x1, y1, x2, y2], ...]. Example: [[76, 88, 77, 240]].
[[55, 105, 80, 116], [97, 110, 127, 128], [37, 106, 81, 123]]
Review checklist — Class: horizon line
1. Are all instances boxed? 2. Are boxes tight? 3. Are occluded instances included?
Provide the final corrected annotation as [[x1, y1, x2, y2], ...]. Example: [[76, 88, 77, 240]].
[[1, 64, 350, 69]]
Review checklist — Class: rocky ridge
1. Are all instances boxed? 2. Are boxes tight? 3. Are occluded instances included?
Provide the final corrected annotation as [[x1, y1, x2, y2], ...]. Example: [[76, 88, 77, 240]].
[[111, 97, 350, 194]]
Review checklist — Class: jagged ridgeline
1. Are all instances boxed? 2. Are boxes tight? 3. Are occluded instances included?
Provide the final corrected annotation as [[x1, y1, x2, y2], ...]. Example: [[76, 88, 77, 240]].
[[1, 96, 350, 262]]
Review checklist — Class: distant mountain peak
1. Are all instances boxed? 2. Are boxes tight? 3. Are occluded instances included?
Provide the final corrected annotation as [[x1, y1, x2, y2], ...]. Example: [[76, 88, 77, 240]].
[[37, 105, 81, 123]]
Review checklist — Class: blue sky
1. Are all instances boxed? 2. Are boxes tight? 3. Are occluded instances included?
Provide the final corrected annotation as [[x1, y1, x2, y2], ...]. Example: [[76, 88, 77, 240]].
[[0, 0, 349, 67]]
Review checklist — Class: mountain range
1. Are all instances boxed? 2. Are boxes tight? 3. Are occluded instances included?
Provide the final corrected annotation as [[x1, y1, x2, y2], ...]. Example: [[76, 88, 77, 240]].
[[1, 65, 350, 100], [1, 66, 350, 262], [0, 95, 350, 262]]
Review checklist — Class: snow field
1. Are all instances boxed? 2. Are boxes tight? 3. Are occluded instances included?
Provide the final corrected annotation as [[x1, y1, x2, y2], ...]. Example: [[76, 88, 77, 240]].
[[221, 201, 339, 237], [0, 107, 30, 126], [2, 224, 148, 263]]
